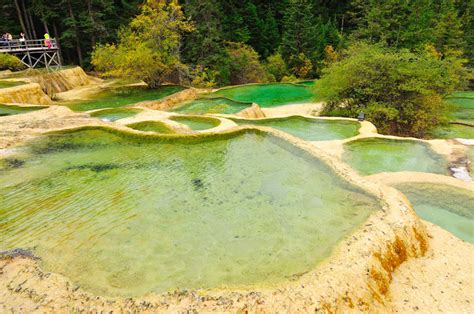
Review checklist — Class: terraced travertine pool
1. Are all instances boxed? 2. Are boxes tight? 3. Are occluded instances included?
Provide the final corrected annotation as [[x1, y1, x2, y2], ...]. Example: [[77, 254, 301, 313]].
[[64, 85, 184, 112], [343, 138, 448, 175], [127, 121, 175, 134], [231, 116, 360, 141], [395, 183, 474, 243], [0, 104, 47, 116], [90, 108, 142, 122], [212, 83, 316, 107], [431, 123, 474, 139], [172, 97, 252, 114], [170, 116, 221, 131], [0, 128, 381, 297]]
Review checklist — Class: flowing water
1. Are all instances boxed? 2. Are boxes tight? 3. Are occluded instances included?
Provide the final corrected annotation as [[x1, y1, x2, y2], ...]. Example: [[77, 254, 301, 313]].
[[0, 128, 380, 297], [212, 83, 316, 107], [231, 117, 360, 141], [90, 108, 142, 122], [172, 97, 252, 114], [127, 121, 175, 134], [170, 116, 221, 131], [395, 183, 474, 243], [0, 104, 47, 116], [64, 86, 184, 112], [343, 138, 448, 175]]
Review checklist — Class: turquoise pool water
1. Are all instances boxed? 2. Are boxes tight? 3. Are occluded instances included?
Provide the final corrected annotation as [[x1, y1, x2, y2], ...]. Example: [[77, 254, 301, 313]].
[[343, 138, 448, 175], [172, 97, 252, 114], [64, 86, 184, 112], [0, 128, 380, 297], [395, 183, 474, 243], [231, 117, 360, 141], [212, 83, 316, 107]]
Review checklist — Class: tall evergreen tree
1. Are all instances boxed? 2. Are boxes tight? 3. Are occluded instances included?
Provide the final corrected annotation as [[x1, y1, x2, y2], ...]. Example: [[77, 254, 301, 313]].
[[280, 0, 317, 74]]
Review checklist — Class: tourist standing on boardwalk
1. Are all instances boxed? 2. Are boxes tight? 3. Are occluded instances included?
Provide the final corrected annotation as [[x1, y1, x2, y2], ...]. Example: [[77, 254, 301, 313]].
[[44, 33, 51, 49], [19, 32, 25, 48]]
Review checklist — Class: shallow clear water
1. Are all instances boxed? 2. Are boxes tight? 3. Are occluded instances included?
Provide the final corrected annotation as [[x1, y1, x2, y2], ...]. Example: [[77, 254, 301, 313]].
[[0, 129, 380, 297], [127, 121, 175, 134], [212, 83, 316, 107], [231, 117, 360, 141], [172, 97, 251, 114], [343, 138, 448, 175], [0, 104, 47, 116], [171, 116, 221, 131], [64, 86, 184, 112], [90, 108, 142, 122], [395, 183, 474, 243]]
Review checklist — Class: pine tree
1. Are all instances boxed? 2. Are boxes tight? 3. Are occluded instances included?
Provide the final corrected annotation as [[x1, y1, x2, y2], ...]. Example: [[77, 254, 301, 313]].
[[432, 0, 465, 58], [280, 0, 317, 76]]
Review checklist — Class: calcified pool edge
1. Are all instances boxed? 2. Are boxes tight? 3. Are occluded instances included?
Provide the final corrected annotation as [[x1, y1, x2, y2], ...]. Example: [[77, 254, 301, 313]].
[[0, 106, 434, 313]]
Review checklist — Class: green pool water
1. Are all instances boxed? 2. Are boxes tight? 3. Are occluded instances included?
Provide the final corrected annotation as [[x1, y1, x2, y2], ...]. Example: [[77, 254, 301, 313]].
[[449, 91, 474, 98], [0, 80, 26, 88], [431, 123, 474, 139], [64, 85, 184, 112], [172, 97, 252, 114], [127, 121, 175, 134], [212, 83, 316, 107], [0, 104, 47, 116], [448, 97, 474, 124], [395, 183, 474, 243], [0, 128, 381, 297], [343, 138, 448, 175], [170, 116, 221, 131], [90, 108, 142, 122], [231, 117, 360, 141]]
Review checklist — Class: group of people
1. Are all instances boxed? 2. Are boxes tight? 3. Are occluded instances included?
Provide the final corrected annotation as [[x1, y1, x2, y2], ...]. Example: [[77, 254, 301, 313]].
[[0, 32, 52, 49]]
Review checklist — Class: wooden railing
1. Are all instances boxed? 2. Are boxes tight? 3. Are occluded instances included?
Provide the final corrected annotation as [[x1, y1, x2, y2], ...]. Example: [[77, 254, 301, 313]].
[[0, 39, 59, 52]]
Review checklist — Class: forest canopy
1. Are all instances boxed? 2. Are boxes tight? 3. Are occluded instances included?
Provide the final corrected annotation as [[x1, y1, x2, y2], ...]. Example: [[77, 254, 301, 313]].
[[4, 0, 472, 81]]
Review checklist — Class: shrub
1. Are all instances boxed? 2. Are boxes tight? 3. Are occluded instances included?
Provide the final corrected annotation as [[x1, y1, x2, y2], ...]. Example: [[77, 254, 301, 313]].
[[265, 52, 288, 82], [0, 53, 26, 71], [290, 53, 313, 79], [225, 42, 268, 85], [318, 43, 470, 137], [91, 0, 193, 88]]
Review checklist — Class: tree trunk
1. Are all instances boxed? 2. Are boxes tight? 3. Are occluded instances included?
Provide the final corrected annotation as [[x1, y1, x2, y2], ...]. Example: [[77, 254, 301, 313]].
[[67, 0, 83, 65], [27, 8, 37, 38], [42, 21, 50, 35], [20, 0, 32, 39], [53, 22, 63, 62], [86, 0, 97, 48], [13, 0, 28, 37]]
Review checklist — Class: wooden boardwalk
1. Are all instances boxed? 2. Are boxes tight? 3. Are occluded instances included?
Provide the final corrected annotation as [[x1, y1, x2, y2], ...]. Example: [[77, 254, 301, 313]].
[[0, 39, 61, 70]]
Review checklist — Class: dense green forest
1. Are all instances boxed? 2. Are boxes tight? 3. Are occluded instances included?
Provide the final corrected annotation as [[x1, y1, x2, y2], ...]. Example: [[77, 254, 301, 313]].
[[2, 0, 472, 80]]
